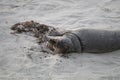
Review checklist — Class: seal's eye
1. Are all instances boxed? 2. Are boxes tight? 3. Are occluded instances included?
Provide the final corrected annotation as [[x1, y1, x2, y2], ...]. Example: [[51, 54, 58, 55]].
[[49, 39, 56, 45]]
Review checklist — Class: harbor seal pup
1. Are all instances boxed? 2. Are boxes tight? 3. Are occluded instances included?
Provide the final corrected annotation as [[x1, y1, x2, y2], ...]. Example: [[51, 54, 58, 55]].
[[47, 29, 120, 53], [11, 21, 120, 54]]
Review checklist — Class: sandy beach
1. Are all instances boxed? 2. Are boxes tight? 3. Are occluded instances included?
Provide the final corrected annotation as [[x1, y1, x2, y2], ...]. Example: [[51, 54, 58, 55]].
[[1, 0, 120, 80]]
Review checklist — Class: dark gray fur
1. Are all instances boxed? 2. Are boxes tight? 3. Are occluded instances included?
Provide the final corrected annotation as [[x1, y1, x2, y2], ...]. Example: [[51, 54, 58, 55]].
[[47, 29, 120, 53]]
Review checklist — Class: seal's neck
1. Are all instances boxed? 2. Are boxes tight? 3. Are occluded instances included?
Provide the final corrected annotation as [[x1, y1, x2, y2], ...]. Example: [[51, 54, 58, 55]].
[[64, 33, 82, 52]]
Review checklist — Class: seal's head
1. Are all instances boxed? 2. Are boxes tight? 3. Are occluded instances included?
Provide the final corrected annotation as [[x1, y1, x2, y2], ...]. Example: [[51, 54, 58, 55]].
[[47, 36, 73, 53]]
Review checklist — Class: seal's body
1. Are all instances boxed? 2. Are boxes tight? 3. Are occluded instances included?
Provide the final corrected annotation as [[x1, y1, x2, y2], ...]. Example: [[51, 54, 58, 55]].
[[47, 29, 120, 53]]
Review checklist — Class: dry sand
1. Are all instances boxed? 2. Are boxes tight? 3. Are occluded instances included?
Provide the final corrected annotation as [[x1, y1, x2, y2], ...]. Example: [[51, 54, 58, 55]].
[[1, 0, 120, 80]]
